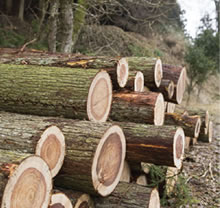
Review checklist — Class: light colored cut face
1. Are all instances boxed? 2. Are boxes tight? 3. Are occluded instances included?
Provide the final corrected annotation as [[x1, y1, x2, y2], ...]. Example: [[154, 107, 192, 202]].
[[75, 194, 91, 208], [208, 121, 213, 142], [11, 168, 46, 208], [168, 81, 174, 99], [176, 68, 186, 104], [148, 188, 160, 208], [50, 193, 72, 208], [194, 118, 201, 138], [154, 59, 163, 87], [135, 72, 144, 92], [87, 71, 112, 122], [117, 58, 129, 87], [154, 93, 165, 126], [78, 202, 89, 208]]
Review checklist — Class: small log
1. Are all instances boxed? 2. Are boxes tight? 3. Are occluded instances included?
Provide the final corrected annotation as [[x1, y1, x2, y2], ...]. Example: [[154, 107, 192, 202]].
[[164, 113, 201, 138], [120, 161, 131, 183], [154, 79, 174, 101], [0, 112, 65, 178], [118, 122, 185, 169], [51, 190, 94, 208], [125, 71, 144, 92], [127, 57, 163, 88], [1, 155, 52, 208], [0, 64, 112, 122], [167, 103, 176, 113], [136, 174, 148, 186], [49, 192, 73, 208], [54, 124, 126, 196], [110, 91, 165, 126], [162, 64, 186, 104], [94, 182, 160, 208], [198, 121, 213, 143]]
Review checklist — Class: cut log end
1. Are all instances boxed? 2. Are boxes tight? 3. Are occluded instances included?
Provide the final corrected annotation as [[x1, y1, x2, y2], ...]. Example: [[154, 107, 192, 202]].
[[154, 93, 165, 126], [87, 71, 112, 122], [92, 125, 126, 196], [194, 117, 201, 138], [208, 121, 213, 143], [167, 103, 176, 113], [176, 67, 186, 104], [154, 59, 163, 88], [173, 127, 185, 169], [134, 72, 144, 92], [74, 194, 94, 208], [205, 110, 210, 128], [136, 174, 148, 186], [167, 80, 175, 99], [117, 58, 129, 88], [166, 167, 178, 196], [49, 193, 72, 208], [2, 155, 52, 208], [36, 126, 65, 178], [120, 160, 131, 183], [148, 188, 160, 208]]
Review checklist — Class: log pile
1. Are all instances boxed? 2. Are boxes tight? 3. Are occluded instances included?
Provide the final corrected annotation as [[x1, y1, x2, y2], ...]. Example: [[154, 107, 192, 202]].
[[0, 48, 214, 207]]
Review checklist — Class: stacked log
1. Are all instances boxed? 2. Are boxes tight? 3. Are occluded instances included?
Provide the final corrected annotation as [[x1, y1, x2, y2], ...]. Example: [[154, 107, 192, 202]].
[[0, 50, 214, 207]]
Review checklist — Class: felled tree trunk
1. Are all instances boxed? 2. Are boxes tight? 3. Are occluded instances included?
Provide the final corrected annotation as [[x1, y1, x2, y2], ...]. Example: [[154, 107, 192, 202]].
[[198, 121, 213, 143], [0, 64, 112, 122], [154, 79, 174, 101], [165, 113, 201, 138], [125, 71, 144, 92], [110, 91, 165, 126], [94, 182, 160, 208], [1, 154, 52, 208], [118, 122, 185, 169], [162, 64, 186, 104], [51, 189, 94, 208], [127, 57, 163, 88]]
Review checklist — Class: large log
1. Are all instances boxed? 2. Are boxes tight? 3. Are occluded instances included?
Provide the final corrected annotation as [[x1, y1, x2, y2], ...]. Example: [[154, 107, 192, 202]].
[[0, 112, 65, 178], [94, 182, 160, 208], [0, 64, 112, 122], [162, 64, 186, 104], [164, 113, 201, 138], [119, 122, 185, 169], [51, 189, 94, 208], [1, 154, 52, 208], [126, 57, 163, 88], [110, 91, 165, 126], [0, 49, 129, 89]]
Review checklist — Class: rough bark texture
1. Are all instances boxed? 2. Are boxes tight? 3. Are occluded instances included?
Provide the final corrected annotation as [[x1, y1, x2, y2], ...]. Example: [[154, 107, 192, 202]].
[[154, 79, 174, 101], [117, 122, 184, 169], [94, 182, 160, 208], [110, 91, 164, 126], [126, 57, 162, 89], [0, 64, 111, 121], [165, 113, 201, 138]]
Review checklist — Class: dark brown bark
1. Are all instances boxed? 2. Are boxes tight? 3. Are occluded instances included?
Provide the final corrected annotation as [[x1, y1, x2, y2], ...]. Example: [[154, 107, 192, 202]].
[[164, 113, 201, 138], [110, 91, 165, 126], [0, 64, 112, 122], [94, 182, 160, 208]]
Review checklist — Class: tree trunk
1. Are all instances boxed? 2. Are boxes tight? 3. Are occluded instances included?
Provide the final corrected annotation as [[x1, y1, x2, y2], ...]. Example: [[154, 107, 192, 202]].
[[48, 0, 59, 52], [60, 0, 74, 53], [198, 121, 213, 143], [6, 0, 13, 14], [154, 79, 174, 101], [118, 122, 185, 169], [162, 64, 186, 104], [164, 113, 201, 138], [125, 71, 144, 92], [0, 52, 129, 90], [110, 91, 165, 126], [0, 112, 65, 178], [1, 154, 52, 208], [51, 189, 94, 208], [0, 64, 112, 122], [18, 0, 25, 21], [127, 57, 163, 88], [53, 123, 126, 197], [94, 182, 160, 208]]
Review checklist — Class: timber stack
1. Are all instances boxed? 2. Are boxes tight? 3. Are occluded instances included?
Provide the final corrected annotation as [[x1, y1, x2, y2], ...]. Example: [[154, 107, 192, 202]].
[[0, 48, 214, 207]]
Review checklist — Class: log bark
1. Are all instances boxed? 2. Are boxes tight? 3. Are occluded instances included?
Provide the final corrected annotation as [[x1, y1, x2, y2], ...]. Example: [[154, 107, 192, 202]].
[[154, 79, 174, 101], [51, 189, 94, 208], [125, 71, 144, 92], [126, 57, 163, 88], [167, 102, 176, 113], [118, 122, 185, 169], [94, 182, 160, 208], [164, 113, 201, 138], [1, 154, 52, 208], [0, 64, 112, 122], [162, 64, 186, 104], [0, 51, 129, 89], [110, 91, 165, 126]]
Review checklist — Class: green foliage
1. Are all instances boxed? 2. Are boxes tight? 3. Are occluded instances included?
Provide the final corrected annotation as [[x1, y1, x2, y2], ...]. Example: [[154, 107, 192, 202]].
[[154, 49, 163, 58]]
